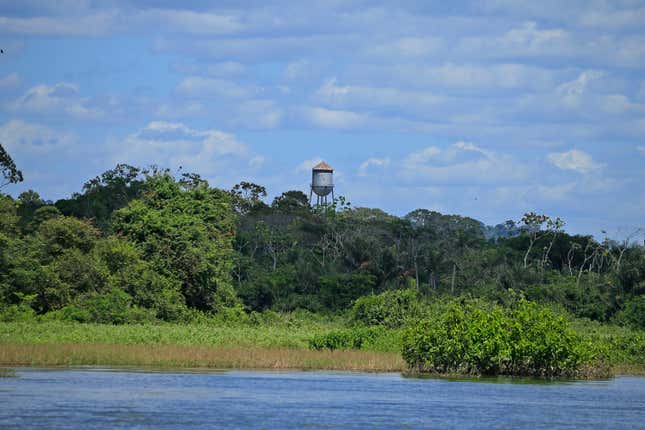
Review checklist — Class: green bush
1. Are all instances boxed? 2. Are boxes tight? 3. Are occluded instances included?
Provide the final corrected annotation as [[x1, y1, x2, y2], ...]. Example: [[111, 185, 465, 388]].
[[0, 293, 37, 322], [351, 288, 423, 328], [309, 326, 388, 351], [48, 290, 155, 324], [524, 278, 616, 322], [318, 273, 376, 310], [0, 303, 36, 322], [508, 301, 591, 376], [402, 300, 595, 377], [613, 295, 645, 330]]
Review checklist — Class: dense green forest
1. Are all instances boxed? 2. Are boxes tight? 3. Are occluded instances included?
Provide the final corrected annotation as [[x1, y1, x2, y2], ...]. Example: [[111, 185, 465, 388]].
[[1, 147, 644, 376], [2, 163, 643, 327]]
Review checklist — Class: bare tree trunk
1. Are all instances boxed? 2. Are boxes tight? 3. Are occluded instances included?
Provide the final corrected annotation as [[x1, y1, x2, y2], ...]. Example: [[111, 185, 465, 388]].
[[451, 263, 456, 295], [541, 232, 557, 270], [577, 244, 595, 286], [523, 240, 535, 269], [566, 246, 576, 276]]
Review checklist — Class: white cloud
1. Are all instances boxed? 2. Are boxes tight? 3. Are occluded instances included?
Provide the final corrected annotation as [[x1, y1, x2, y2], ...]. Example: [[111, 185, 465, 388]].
[[402, 142, 529, 185], [136, 9, 243, 35], [248, 155, 265, 168], [175, 77, 255, 99], [155, 101, 207, 118], [296, 157, 323, 173], [114, 122, 261, 177], [134, 121, 246, 155], [547, 149, 603, 173], [459, 21, 572, 59], [6, 82, 103, 120], [0, 73, 22, 90], [358, 157, 390, 176], [231, 99, 283, 129], [405, 147, 441, 166], [0, 11, 117, 36], [207, 62, 246, 77], [0, 119, 76, 155], [365, 37, 441, 59], [283, 60, 317, 81], [579, 7, 645, 29], [502, 22, 568, 49], [302, 107, 367, 129], [557, 71, 604, 108], [316, 77, 445, 111], [0, 8, 243, 37]]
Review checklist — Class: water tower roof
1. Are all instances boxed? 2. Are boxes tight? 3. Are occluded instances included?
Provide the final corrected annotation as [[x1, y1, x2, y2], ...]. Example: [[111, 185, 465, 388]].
[[313, 161, 333, 171]]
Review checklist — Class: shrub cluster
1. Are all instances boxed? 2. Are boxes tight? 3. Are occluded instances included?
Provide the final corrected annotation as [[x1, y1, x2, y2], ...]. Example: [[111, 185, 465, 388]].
[[351, 288, 424, 328], [612, 295, 645, 330], [309, 326, 389, 351], [402, 300, 596, 377]]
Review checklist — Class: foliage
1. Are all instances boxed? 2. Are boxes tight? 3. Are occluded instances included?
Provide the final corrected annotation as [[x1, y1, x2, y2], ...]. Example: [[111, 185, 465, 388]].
[[318, 273, 376, 310], [0, 294, 37, 322], [37, 216, 101, 258], [111, 172, 237, 311], [55, 164, 145, 230], [0, 143, 23, 190], [0, 315, 341, 349], [612, 295, 645, 330], [523, 276, 618, 322], [402, 300, 596, 377], [351, 288, 424, 328], [47, 289, 155, 324], [308, 326, 400, 352], [0, 164, 643, 376]]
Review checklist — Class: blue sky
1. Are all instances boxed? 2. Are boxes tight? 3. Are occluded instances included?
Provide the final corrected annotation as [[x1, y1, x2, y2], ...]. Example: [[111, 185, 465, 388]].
[[0, 1, 644, 237]]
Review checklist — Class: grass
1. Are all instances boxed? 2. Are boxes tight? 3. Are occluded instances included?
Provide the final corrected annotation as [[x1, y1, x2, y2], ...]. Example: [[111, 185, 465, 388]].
[[0, 320, 404, 371], [0, 344, 405, 371], [0, 321, 332, 349], [569, 318, 645, 371], [0, 319, 642, 375]]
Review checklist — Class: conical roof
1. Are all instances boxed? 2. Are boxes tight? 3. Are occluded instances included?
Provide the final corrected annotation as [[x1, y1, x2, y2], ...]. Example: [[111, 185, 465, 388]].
[[312, 161, 333, 171]]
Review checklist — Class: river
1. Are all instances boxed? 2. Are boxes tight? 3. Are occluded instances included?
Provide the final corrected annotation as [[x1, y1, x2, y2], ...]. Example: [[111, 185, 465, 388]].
[[1, 368, 643, 429]]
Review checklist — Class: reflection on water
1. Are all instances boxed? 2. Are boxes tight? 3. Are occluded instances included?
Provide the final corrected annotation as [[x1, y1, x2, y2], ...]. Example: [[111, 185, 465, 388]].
[[0, 368, 643, 429]]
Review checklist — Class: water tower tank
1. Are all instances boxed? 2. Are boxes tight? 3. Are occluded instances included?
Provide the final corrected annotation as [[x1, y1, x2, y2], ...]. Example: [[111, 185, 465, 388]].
[[310, 161, 334, 205]]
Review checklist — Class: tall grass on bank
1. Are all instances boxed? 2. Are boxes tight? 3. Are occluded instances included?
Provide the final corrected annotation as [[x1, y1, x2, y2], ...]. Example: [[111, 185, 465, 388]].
[[0, 344, 405, 372], [0, 321, 333, 349], [569, 318, 645, 374]]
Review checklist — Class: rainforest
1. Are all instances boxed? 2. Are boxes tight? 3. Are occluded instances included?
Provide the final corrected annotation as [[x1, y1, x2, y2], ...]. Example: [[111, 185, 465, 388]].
[[1, 163, 643, 377]]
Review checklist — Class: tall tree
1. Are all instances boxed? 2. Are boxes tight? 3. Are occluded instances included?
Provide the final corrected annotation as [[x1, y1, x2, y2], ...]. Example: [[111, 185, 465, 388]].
[[111, 172, 237, 310]]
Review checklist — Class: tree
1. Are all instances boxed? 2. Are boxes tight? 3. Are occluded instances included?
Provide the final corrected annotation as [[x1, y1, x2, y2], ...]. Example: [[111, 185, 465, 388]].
[[272, 190, 310, 214], [111, 172, 237, 310], [540, 217, 565, 270], [0, 144, 23, 190], [55, 164, 145, 229], [230, 181, 268, 215], [17, 190, 46, 231], [520, 212, 550, 269]]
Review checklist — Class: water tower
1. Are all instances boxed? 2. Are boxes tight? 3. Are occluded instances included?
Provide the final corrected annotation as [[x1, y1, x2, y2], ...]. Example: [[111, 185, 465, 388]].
[[310, 161, 334, 206]]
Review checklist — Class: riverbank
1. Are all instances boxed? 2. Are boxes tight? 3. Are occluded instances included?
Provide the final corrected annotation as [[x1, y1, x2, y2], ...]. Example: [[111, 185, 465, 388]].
[[0, 344, 405, 372], [0, 321, 403, 371], [1, 321, 643, 375]]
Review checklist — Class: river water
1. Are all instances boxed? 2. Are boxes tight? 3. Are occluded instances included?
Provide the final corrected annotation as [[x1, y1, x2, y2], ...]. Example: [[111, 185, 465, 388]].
[[1, 368, 643, 429]]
